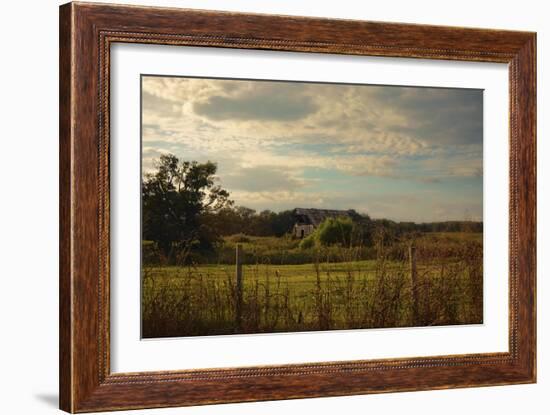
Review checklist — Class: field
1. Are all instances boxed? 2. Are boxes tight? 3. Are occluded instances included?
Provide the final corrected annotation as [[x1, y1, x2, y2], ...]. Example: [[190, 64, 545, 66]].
[[142, 232, 483, 338]]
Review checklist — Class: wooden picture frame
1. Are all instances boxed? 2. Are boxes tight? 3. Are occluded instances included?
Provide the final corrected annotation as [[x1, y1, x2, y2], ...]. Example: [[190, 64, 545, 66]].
[[59, 2, 536, 412]]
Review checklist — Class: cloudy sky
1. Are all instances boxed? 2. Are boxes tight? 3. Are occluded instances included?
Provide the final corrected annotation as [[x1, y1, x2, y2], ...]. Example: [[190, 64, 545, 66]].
[[142, 76, 483, 223]]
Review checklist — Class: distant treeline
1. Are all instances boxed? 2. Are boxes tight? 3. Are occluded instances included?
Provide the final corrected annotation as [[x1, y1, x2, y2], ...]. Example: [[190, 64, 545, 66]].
[[142, 154, 482, 260], [206, 207, 482, 238], [204, 207, 295, 238]]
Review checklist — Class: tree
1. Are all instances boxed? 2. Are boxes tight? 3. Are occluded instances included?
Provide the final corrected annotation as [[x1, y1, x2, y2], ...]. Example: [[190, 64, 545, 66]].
[[349, 211, 374, 247], [316, 217, 354, 247], [270, 210, 295, 237], [142, 154, 233, 258]]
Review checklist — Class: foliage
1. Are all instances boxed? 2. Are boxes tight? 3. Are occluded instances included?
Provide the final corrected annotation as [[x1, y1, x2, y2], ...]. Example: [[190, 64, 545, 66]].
[[228, 233, 251, 243], [316, 217, 354, 246], [140, 155, 485, 337], [141, 154, 483, 265], [299, 234, 316, 250], [142, 154, 233, 259], [296, 216, 370, 250], [206, 206, 295, 237]]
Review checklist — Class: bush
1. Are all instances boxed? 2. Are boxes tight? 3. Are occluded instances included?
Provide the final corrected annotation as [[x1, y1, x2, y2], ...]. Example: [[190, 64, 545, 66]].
[[142, 241, 163, 265], [229, 233, 251, 243], [299, 234, 316, 249], [317, 217, 353, 246]]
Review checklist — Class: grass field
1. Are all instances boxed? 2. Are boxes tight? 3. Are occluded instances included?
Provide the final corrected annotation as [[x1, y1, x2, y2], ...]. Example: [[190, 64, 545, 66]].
[[142, 232, 483, 338]]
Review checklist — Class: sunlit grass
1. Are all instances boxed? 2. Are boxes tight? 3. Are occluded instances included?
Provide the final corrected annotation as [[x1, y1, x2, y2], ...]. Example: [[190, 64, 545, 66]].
[[142, 233, 483, 338]]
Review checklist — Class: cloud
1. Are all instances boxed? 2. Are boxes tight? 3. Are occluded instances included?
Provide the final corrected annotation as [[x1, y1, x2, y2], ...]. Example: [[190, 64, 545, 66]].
[[140, 76, 483, 221], [142, 91, 180, 116], [142, 77, 482, 152], [193, 86, 318, 121], [419, 177, 442, 184], [228, 190, 332, 214], [375, 87, 483, 147], [221, 166, 306, 192], [334, 155, 398, 177], [419, 149, 483, 179], [447, 165, 482, 178]]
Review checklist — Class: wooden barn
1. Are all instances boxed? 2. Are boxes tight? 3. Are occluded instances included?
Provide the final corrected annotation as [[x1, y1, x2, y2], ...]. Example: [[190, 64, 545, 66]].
[[292, 208, 354, 239]]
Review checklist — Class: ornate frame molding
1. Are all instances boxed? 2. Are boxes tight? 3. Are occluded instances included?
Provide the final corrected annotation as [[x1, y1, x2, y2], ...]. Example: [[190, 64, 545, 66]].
[[60, 2, 536, 412]]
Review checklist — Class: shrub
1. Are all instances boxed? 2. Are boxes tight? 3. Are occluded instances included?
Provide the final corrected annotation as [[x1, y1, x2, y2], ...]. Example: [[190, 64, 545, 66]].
[[316, 217, 353, 246], [229, 233, 251, 243], [299, 234, 316, 249], [142, 241, 163, 265]]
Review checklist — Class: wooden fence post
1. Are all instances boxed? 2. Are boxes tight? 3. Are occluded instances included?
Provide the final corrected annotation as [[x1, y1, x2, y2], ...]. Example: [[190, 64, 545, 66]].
[[409, 242, 419, 325], [235, 244, 243, 331]]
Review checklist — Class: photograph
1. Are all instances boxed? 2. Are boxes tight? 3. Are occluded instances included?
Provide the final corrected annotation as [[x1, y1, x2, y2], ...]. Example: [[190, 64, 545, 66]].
[[140, 75, 484, 338], [43, 1, 540, 412]]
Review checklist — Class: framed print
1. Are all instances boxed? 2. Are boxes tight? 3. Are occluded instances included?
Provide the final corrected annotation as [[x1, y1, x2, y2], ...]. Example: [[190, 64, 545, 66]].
[[59, 2, 536, 412]]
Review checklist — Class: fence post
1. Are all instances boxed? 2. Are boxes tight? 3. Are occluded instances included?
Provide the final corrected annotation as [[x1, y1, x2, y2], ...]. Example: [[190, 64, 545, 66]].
[[409, 242, 419, 325], [235, 243, 243, 331]]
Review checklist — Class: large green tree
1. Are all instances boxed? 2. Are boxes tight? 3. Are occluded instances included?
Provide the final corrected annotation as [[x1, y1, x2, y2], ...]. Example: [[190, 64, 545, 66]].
[[142, 154, 233, 258]]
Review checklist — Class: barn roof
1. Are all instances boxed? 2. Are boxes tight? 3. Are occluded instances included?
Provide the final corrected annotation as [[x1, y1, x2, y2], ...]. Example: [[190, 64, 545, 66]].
[[293, 208, 353, 227]]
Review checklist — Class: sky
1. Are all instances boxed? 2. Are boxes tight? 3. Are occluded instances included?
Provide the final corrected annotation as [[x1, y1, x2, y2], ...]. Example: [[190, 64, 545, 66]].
[[141, 76, 483, 223]]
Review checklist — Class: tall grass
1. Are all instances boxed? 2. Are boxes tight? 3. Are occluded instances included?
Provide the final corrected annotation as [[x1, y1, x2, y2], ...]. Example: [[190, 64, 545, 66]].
[[142, 234, 483, 338]]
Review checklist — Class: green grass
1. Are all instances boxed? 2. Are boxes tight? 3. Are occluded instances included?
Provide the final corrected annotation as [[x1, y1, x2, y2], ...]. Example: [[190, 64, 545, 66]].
[[142, 233, 483, 338], [143, 232, 481, 266], [142, 258, 446, 298], [145, 260, 378, 300]]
